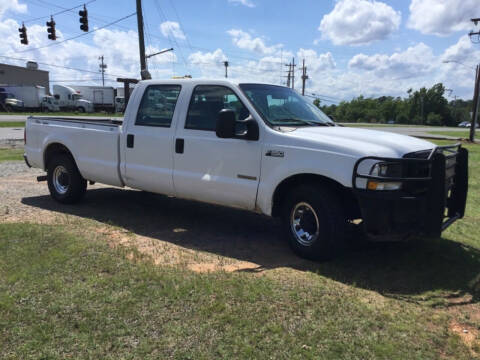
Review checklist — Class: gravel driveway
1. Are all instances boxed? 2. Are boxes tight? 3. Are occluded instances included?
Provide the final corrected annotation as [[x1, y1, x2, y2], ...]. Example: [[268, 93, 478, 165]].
[[0, 160, 309, 273]]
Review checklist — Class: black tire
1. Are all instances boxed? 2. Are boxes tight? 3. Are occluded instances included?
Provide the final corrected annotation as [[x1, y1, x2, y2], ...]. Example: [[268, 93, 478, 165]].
[[5, 105, 12, 112], [281, 184, 347, 261], [77, 107, 85, 113], [47, 154, 87, 204]]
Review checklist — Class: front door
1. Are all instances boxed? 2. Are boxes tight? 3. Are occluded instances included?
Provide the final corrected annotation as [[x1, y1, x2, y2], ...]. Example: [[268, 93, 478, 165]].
[[124, 84, 182, 195], [173, 85, 262, 210]]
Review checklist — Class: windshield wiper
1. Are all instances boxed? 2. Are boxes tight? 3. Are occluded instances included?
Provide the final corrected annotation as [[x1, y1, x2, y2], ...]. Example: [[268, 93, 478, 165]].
[[274, 118, 330, 127]]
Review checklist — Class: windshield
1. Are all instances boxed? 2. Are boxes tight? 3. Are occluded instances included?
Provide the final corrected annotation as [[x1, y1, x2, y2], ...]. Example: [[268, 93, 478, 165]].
[[239, 84, 334, 127]]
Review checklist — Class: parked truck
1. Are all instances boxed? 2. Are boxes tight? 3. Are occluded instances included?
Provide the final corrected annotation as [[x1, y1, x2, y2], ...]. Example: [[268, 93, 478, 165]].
[[24, 79, 469, 260], [0, 91, 24, 112], [52, 85, 94, 113], [69, 85, 115, 112], [1, 85, 59, 112]]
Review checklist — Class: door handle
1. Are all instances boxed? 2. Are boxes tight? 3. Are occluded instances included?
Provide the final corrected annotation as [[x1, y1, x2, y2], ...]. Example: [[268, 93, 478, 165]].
[[175, 138, 184, 154], [126, 134, 134, 148]]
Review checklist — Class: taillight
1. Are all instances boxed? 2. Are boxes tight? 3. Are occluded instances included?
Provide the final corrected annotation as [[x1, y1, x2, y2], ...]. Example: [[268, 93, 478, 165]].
[[24, 127, 26, 145]]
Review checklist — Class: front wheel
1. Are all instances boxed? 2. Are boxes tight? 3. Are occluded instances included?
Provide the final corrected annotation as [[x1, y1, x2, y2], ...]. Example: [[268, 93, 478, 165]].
[[47, 154, 87, 204], [77, 107, 85, 113], [281, 184, 347, 261]]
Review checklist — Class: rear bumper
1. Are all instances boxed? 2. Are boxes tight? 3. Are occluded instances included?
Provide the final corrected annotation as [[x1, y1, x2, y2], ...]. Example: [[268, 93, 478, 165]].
[[352, 145, 468, 239]]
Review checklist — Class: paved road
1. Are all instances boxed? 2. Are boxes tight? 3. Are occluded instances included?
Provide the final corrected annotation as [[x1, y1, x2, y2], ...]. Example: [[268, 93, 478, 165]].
[[0, 114, 122, 122]]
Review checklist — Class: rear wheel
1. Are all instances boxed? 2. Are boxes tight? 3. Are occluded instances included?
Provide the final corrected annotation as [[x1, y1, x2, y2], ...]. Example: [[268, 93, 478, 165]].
[[47, 154, 86, 204], [281, 184, 347, 261]]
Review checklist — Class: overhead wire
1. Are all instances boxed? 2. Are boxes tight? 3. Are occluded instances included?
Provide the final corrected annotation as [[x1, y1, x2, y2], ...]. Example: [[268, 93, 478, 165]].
[[17, 12, 137, 54]]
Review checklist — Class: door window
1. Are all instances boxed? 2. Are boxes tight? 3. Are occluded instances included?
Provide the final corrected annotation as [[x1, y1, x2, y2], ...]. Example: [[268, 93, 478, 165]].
[[135, 85, 181, 127], [185, 85, 249, 131]]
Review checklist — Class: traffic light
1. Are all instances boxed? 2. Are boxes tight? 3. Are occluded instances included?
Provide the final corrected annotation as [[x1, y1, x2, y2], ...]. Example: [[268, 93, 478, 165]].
[[46, 16, 56, 40], [18, 23, 28, 45], [79, 5, 88, 32]]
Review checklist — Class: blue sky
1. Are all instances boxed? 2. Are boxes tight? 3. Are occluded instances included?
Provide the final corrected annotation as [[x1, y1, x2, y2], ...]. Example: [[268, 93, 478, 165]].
[[1, 0, 479, 101]]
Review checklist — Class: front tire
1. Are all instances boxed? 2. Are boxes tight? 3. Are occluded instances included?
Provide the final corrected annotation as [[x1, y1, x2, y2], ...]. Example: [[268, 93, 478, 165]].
[[281, 184, 347, 261], [47, 154, 87, 204], [77, 107, 85, 113]]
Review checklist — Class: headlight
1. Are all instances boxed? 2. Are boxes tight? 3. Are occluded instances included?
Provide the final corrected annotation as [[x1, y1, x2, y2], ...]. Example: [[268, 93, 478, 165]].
[[367, 162, 402, 190]]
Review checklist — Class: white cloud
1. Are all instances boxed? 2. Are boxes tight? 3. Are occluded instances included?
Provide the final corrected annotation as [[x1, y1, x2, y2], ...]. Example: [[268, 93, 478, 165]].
[[159, 21, 186, 40], [0, 0, 27, 19], [407, 0, 477, 36], [319, 0, 401, 46], [348, 43, 435, 79], [296, 49, 336, 72], [228, 0, 255, 8], [227, 29, 282, 55]]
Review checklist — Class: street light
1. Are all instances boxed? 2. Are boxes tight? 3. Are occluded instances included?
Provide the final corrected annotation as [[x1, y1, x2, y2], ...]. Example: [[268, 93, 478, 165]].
[[442, 59, 476, 71]]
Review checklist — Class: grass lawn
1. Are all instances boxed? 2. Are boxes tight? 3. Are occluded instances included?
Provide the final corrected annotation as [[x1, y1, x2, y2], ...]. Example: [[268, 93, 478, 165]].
[[0, 147, 23, 162], [0, 140, 479, 358], [0, 121, 25, 128], [428, 130, 473, 139]]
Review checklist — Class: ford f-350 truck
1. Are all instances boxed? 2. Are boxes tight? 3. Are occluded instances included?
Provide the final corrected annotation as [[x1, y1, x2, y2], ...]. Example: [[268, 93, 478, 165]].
[[24, 79, 468, 260]]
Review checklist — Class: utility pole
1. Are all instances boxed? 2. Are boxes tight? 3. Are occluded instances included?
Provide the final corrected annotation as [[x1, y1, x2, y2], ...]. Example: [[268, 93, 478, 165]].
[[223, 61, 229, 78], [136, 0, 150, 80], [300, 59, 309, 96], [470, 64, 480, 142], [291, 57, 296, 90], [98, 55, 107, 87], [285, 62, 292, 88], [469, 17, 480, 141]]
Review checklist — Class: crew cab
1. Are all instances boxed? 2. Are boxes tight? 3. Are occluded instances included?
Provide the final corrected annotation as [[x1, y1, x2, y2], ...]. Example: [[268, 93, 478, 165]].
[[24, 80, 469, 260]]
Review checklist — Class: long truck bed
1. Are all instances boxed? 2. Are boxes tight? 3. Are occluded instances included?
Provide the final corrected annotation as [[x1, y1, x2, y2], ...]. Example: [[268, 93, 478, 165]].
[[25, 116, 124, 187]]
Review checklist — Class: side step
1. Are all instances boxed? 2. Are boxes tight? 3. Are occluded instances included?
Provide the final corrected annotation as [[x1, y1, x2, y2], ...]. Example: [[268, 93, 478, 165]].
[[37, 175, 47, 182]]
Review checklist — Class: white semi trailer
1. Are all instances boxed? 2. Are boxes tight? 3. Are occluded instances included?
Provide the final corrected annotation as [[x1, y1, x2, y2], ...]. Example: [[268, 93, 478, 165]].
[[69, 85, 115, 112]]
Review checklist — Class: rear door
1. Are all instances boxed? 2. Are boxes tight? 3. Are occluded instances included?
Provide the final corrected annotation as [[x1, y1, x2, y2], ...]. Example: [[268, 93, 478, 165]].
[[123, 84, 182, 195], [172, 84, 262, 210]]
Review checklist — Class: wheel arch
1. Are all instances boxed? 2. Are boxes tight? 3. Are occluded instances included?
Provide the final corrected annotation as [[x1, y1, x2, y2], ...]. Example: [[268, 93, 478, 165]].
[[270, 173, 360, 219], [43, 142, 77, 171]]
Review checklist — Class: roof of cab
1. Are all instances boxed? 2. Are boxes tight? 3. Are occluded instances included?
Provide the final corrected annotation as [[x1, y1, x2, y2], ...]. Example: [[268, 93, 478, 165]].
[[138, 78, 287, 88]]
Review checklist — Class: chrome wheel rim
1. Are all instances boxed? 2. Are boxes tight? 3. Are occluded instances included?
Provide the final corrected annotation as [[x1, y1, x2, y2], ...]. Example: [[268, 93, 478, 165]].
[[53, 165, 69, 195], [290, 202, 320, 246]]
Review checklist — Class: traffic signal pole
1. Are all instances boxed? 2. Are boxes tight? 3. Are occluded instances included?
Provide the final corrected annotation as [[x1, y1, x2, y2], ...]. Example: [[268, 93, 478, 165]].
[[136, 0, 150, 80]]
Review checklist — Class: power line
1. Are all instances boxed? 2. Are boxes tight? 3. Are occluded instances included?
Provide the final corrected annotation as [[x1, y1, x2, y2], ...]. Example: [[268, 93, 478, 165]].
[[22, 0, 96, 24], [17, 12, 136, 54], [0, 55, 126, 78]]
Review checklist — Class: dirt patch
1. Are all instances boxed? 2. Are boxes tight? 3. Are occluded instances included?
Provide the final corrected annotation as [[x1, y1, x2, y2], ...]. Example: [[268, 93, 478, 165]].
[[449, 320, 479, 356]]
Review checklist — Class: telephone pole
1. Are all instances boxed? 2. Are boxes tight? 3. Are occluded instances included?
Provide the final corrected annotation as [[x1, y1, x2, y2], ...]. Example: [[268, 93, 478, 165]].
[[223, 61, 229, 78], [470, 64, 480, 142], [285, 62, 291, 88], [98, 55, 107, 87], [300, 59, 309, 96], [136, 0, 150, 80], [291, 57, 296, 89], [469, 17, 480, 141], [284, 58, 296, 89]]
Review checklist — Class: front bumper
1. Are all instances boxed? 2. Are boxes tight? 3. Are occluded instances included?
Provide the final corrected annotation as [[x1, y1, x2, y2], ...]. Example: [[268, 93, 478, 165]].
[[352, 144, 468, 239]]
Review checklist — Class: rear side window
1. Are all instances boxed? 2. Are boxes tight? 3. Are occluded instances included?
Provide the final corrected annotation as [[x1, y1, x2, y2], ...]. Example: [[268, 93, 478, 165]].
[[185, 85, 249, 131], [135, 85, 181, 127]]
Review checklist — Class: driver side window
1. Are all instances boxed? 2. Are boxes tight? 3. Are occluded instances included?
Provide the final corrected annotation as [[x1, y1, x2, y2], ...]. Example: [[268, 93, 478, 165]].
[[136, 85, 181, 127], [185, 85, 249, 131]]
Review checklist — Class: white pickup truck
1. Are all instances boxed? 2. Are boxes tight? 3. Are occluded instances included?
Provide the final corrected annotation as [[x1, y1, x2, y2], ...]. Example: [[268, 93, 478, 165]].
[[24, 79, 469, 260]]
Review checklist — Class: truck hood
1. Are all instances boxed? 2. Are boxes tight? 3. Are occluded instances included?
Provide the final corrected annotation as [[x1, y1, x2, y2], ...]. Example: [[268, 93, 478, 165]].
[[286, 126, 435, 158]]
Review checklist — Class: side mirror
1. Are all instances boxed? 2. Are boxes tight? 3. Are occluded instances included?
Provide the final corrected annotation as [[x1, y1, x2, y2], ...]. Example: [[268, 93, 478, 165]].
[[216, 109, 236, 138]]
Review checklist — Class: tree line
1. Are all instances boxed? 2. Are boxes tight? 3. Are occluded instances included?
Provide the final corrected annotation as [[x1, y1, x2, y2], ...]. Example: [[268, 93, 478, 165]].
[[316, 83, 474, 126]]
